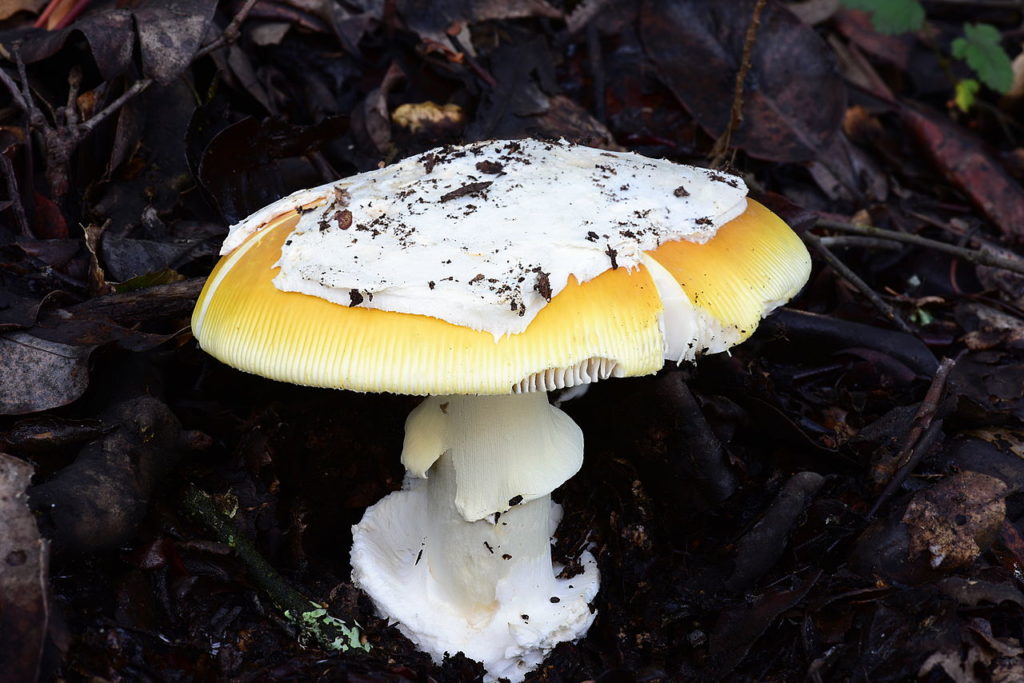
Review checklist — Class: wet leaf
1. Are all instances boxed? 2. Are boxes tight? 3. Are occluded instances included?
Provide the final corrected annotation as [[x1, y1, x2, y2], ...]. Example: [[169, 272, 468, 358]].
[[1, 416, 111, 456], [0, 454, 48, 683], [10, 10, 136, 80], [466, 36, 558, 140], [132, 0, 218, 84], [949, 352, 1024, 423], [901, 105, 1024, 241], [394, 0, 561, 45], [0, 290, 43, 330], [709, 571, 821, 677], [29, 395, 190, 553], [936, 577, 1024, 608], [640, 0, 845, 163], [197, 116, 348, 223], [100, 235, 203, 283], [0, 332, 92, 415]]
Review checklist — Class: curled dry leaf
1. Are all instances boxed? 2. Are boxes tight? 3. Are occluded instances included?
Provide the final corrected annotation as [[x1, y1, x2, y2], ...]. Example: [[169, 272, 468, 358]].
[[0, 332, 92, 415], [0, 453, 48, 683]]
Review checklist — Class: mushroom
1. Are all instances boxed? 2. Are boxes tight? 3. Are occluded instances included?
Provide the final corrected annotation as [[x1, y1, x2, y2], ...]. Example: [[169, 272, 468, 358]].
[[191, 138, 812, 681]]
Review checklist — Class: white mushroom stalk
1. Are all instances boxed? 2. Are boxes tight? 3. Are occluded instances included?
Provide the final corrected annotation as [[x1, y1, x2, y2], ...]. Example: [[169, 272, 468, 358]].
[[351, 392, 598, 682]]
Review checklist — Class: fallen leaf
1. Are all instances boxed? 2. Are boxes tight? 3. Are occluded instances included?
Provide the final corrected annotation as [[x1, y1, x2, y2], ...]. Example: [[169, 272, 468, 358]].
[[393, 0, 562, 46], [640, 0, 845, 163], [902, 104, 1024, 241], [0, 332, 92, 415], [132, 0, 219, 84], [11, 10, 136, 81], [196, 116, 348, 223], [0, 453, 49, 682], [901, 470, 1007, 572]]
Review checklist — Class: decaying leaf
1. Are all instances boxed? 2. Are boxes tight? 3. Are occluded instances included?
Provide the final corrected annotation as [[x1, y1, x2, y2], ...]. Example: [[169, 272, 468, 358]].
[[132, 0, 218, 84], [0, 453, 49, 683], [902, 471, 1007, 572], [0, 332, 92, 415], [902, 105, 1024, 241], [640, 0, 845, 163]]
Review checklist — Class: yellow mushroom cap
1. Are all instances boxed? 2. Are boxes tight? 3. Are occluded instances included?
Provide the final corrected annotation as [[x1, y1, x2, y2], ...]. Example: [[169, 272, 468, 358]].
[[191, 170, 809, 396]]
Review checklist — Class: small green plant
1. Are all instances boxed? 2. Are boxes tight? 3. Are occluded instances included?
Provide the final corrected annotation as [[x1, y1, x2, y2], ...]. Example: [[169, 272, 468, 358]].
[[841, 0, 924, 35], [838, 0, 1014, 111], [285, 602, 370, 653]]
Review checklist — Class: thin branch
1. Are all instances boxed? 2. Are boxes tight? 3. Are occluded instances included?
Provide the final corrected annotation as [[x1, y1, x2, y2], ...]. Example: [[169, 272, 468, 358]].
[[0, 64, 31, 114], [194, 0, 260, 60], [868, 356, 957, 518], [817, 218, 1024, 276], [78, 79, 150, 135], [0, 152, 31, 237], [183, 485, 369, 654], [804, 231, 915, 334], [710, 0, 766, 167], [819, 236, 904, 251], [63, 65, 81, 127]]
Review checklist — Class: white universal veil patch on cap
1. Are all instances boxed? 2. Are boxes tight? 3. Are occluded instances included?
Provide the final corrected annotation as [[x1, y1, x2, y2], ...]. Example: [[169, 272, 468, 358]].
[[221, 138, 747, 338]]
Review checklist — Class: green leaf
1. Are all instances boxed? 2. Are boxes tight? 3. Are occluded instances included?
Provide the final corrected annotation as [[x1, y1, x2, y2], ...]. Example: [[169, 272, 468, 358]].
[[952, 23, 1014, 93], [840, 0, 925, 34], [954, 79, 980, 112]]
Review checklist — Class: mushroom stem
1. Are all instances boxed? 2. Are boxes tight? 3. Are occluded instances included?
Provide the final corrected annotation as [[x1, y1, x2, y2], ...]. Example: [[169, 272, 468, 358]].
[[351, 392, 599, 682], [423, 449, 558, 619]]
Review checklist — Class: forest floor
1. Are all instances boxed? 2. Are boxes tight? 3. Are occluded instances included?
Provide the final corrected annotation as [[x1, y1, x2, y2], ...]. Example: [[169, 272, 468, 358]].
[[2, 1, 1024, 681]]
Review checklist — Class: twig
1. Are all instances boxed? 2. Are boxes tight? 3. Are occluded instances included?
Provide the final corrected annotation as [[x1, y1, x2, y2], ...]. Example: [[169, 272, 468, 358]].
[[867, 356, 957, 517], [0, 45, 151, 200], [0, 152, 31, 237], [194, 0, 260, 60], [804, 232, 915, 334], [447, 30, 497, 88], [817, 218, 1024, 276], [710, 0, 766, 167], [77, 79, 150, 135], [867, 419, 944, 519], [183, 484, 369, 654], [819, 236, 904, 251], [63, 65, 81, 127]]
